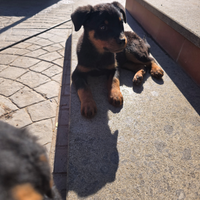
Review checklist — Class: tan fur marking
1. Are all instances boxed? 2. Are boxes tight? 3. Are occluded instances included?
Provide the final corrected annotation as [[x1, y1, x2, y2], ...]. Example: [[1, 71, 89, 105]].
[[111, 77, 120, 88], [49, 178, 53, 189], [77, 65, 92, 73], [119, 17, 122, 21], [39, 154, 47, 162], [12, 184, 42, 200], [108, 76, 123, 107], [78, 88, 97, 118], [88, 30, 107, 54], [78, 88, 93, 103], [105, 20, 109, 24]]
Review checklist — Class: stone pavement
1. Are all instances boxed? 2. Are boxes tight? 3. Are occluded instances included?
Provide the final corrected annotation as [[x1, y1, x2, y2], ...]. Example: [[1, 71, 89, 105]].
[[0, 1, 73, 197]]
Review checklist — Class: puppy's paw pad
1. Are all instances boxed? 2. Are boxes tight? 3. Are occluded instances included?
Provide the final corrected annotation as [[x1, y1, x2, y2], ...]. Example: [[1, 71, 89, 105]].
[[109, 89, 123, 107], [81, 100, 97, 118]]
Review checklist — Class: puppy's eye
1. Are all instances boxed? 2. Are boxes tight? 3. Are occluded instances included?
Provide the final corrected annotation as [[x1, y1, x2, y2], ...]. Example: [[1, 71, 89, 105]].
[[100, 25, 107, 31]]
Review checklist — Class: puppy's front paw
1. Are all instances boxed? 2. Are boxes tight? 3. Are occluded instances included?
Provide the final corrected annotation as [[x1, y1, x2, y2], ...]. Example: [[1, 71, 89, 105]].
[[109, 88, 123, 107], [81, 99, 97, 118], [133, 74, 143, 85], [133, 69, 145, 85]]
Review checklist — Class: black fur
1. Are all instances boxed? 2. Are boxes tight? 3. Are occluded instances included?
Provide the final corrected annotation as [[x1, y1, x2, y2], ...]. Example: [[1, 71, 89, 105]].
[[0, 121, 61, 200], [71, 2, 164, 117]]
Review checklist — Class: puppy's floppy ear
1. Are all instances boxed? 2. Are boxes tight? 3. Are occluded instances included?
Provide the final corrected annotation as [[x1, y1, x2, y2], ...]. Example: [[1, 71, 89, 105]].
[[111, 1, 126, 23], [71, 5, 93, 31]]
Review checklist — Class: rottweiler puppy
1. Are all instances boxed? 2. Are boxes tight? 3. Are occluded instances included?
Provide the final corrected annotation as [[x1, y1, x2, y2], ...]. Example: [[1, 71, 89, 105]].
[[71, 1, 164, 118], [0, 121, 61, 200]]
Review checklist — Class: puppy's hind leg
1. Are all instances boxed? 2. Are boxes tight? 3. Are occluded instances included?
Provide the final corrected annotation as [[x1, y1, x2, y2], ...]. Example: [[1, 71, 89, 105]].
[[148, 59, 164, 79]]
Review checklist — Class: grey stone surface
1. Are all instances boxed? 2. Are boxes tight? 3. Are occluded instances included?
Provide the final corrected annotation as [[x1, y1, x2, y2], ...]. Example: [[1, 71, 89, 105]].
[[0, 55, 18, 65], [67, 2, 200, 199], [42, 65, 62, 77], [27, 100, 57, 122], [0, 66, 27, 79], [0, 79, 24, 97], [17, 71, 50, 88], [34, 81, 60, 99], [0, 1, 73, 163], [27, 119, 54, 154], [11, 56, 40, 69], [30, 61, 53, 72], [10, 86, 44, 108], [1, 108, 32, 128], [0, 95, 18, 116]]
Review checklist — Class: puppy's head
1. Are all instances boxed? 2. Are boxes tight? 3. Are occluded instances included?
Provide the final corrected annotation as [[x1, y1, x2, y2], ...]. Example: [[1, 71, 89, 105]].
[[71, 1, 127, 54]]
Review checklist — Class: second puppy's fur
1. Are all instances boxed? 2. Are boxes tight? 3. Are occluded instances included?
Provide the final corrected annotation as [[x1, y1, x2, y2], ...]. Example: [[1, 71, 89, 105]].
[[71, 2, 164, 118]]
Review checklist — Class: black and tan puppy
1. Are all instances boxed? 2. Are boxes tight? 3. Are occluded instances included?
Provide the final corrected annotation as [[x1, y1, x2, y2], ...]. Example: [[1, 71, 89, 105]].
[[0, 121, 61, 200], [71, 1, 164, 118]]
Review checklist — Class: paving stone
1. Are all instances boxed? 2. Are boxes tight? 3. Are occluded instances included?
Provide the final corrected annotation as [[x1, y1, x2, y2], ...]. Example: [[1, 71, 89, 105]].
[[17, 71, 50, 88], [53, 58, 64, 67], [47, 34, 66, 43], [57, 48, 65, 57], [34, 81, 60, 99], [14, 42, 32, 49], [52, 73, 62, 83], [27, 119, 54, 154], [0, 108, 32, 128], [0, 95, 18, 116], [0, 66, 27, 79], [39, 51, 61, 62], [42, 43, 63, 52], [26, 44, 42, 51], [1, 48, 30, 55], [25, 48, 47, 57], [0, 78, 4, 84], [0, 54, 18, 65], [11, 56, 40, 68], [42, 65, 62, 77], [0, 65, 7, 72], [33, 38, 53, 47], [0, 79, 24, 97], [10, 86, 44, 108], [30, 61, 53, 72], [27, 100, 57, 122]]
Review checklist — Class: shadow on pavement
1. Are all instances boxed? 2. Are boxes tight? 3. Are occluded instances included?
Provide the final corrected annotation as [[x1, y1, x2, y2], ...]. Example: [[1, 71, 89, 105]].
[[126, 10, 200, 116], [0, 0, 60, 34], [63, 37, 119, 197]]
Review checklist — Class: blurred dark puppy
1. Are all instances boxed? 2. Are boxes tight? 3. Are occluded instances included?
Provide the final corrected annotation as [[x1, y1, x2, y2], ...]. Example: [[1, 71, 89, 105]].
[[0, 121, 61, 200], [71, 1, 164, 118]]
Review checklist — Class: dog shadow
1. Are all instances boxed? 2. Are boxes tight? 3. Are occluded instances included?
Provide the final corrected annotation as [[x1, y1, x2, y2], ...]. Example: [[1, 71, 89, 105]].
[[67, 75, 119, 197]]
